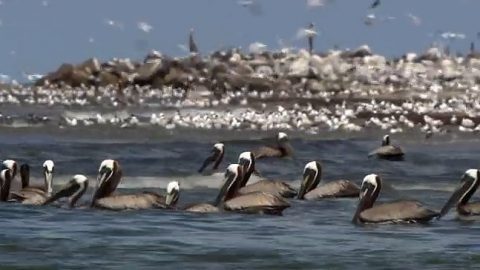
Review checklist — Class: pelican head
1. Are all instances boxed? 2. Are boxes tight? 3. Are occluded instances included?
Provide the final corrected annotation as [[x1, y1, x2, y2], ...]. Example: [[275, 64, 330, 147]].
[[44, 174, 88, 208], [298, 161, 322, 199], [353, 174, 382, 224], [198, 142, 225, 173], [2, 160, 17, 179], [238, 151, 255, 186], [277, 132, 288, 142], [97, 159, 115, 186], [382, 135, 390, 146], [276, 132, 294, 156], [214, 164, 243, 206], [439, 169, 480, 219], [43, 160, 55, 196], [91, 159, 121, 206], [165, 181, 180, 207]]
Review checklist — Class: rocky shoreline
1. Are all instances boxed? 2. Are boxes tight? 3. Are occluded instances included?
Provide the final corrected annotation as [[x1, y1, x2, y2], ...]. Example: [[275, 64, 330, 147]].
[[1, 45, 480, 135]]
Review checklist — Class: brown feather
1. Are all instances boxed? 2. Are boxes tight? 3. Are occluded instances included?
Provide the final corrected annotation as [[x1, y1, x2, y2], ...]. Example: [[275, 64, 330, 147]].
[[224, 192, 290, 215], [252, 146, 283, 159], [360, 200, 439, 223], [459, 202, 480, 216], [184, 203, 220, 213], [238, 180, 297, 198], [93, 192, 167, 210], [304, 180, 359, 200]]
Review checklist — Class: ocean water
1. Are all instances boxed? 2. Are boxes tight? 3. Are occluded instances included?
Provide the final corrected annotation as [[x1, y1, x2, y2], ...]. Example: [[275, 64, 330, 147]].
[[0, 129, 479, 269]]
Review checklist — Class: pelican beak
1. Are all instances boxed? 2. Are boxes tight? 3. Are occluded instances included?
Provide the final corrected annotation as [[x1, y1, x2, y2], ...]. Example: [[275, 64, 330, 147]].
[[198, 148, 220, 173], [43, 179, 78, 205], [298, 168, 316, 200], [238, 158, 250, 173], [165, 189, 179, 207], [214, 170, 237, 206], [44, 169, 54, 196], [352, 182, 375, 224], [97, 167, 112, 188], [439, 173, 476, 219], [91, 167, 112, 205]]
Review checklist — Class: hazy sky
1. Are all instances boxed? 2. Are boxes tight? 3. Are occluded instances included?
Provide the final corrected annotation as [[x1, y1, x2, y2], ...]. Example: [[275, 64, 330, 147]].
[[0, 0, 478, 80]]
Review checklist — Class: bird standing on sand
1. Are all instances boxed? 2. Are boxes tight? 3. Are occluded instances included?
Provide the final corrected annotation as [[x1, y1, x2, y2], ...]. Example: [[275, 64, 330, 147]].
[[189, 28, 199, 54], [307, 23, 316, 54]]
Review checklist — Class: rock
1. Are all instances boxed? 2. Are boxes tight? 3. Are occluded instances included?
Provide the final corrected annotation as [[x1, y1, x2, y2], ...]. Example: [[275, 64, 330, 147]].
[[97, 71, 121, 87], [342, 45, 372, 58], [288, 57, 310, 77], [77, 58, 101, 74], [133, 60, 162, 82], [255, 65, 274, 77], [416, 47, 442, 62]]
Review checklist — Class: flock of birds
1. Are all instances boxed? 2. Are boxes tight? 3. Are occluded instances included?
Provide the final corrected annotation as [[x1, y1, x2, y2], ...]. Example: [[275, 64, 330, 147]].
[[0, 131, 478, 224]]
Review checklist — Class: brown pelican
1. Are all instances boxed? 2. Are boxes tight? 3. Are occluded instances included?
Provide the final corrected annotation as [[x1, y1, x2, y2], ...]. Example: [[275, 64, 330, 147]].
[[352, 174, 439, 224], [186, 164, 289, 215], [0, 169, 13, 202], [252, 132, 294, 159], [297, 161, 360, 200], [43, 175, 89, 207], [368, 135, 404, 160], [439, 169, 480, 219], [237, 152, 296, 198], [198, 143, 225, 173], [91, 159, 178, 210], [10, 161, 55, 205]]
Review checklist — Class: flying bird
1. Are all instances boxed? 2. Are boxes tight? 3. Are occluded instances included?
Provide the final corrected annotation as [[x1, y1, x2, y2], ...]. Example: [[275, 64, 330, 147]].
[[237, 0, 263, 16], [370, 0, 380, 9], [137, 21, 153, 33]]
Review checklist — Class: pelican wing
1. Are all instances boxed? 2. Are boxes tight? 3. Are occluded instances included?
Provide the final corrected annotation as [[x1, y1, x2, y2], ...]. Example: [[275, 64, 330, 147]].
[[184, 203, 220, 213], [93, 192, 167, 210], [238, 180, 297, 198], [252, 146, 282, 159], [23, 185, 47, 193], [10, 190, 47, 205], [460, 202, 480, 216], [304, 180, 360, 200], [224, 192, 290, 215], [369, 145, 404, 157], [360, 200, 439, 223], [10, 189, 47, 202]]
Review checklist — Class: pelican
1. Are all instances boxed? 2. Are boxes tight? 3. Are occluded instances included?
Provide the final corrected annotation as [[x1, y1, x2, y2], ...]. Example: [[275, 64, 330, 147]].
[[252, 132, 294, 159], [186, 164, 289, 215], [0, 169, 13, 202], [368, 135, 404, 160], [297, 161, 360, 200], [91, 159, 178, 210], [439, 169, 480, 219], [198, 143, 225, 173], [237, 152, 296, 198], [43, 175, 89, 208], [10, 161, 55, 205], [352, 174, 439, 224]]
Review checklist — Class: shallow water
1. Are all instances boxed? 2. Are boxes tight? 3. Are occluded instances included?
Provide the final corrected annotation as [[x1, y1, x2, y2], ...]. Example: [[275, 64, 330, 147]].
[[1, 130, 480, 269]]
